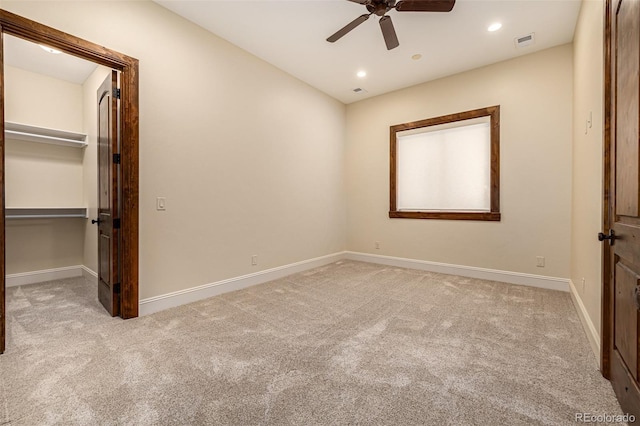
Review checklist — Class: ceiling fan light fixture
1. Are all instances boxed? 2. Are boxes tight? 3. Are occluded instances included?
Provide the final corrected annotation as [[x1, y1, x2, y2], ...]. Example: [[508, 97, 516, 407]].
[[39, 44, 61, 54], [487, 22, 502, 32]]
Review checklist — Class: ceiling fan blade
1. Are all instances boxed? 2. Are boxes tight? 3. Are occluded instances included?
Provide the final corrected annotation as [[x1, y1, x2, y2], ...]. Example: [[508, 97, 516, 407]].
[[347, 0, 369, 4], [327, 14, 371, 43], [379, 15, 399, 50], [395, 0, 455, 12]]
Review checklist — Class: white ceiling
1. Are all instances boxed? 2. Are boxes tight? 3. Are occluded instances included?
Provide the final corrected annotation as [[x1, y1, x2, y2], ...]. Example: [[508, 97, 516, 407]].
[[156, 0, 582, 104], [4, 34, 98, 85], [1, 1, 582, 100]]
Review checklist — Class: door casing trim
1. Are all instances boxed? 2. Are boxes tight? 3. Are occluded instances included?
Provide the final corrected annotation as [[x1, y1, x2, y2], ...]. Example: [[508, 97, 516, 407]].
[[601, 0, 613, 379]]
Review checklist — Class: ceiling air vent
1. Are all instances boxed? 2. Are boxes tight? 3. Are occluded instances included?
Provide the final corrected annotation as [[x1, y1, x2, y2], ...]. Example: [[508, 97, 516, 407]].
[[353, 87, 368, 94], [514, 32, 535, 48]]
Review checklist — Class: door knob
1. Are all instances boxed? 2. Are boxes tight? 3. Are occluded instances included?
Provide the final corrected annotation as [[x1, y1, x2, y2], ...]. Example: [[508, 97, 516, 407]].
[[91, 218, 100, 225], [598, 230, 617, 246]]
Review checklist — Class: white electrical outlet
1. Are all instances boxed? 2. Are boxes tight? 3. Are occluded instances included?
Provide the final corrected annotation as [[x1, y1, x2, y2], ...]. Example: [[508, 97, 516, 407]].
[[251, 255, 258, 266], [536, 256, 545, 267], [375, 241, 380, 250]]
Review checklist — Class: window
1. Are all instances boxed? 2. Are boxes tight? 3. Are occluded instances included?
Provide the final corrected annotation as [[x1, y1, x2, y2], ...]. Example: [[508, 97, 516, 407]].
[[390, 106, 500, 221]]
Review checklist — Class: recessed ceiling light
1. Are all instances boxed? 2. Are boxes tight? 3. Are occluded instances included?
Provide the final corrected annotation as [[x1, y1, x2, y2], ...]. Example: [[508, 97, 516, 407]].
[[488, 23, 502, 32], [411, 54, 422, 61], [39, 45, 61, 54], [356, 70, 367, 78]]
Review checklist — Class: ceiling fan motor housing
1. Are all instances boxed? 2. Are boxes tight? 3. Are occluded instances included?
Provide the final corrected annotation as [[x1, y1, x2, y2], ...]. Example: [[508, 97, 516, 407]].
[[367, 0, 396, 16]]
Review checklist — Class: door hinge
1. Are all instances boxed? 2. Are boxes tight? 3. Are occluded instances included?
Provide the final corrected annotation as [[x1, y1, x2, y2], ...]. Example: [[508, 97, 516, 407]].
[[113, 153, 121, 164], [113, 88, 121, 99], [113, 282, 121, 294], [113, 218, 121, 229]]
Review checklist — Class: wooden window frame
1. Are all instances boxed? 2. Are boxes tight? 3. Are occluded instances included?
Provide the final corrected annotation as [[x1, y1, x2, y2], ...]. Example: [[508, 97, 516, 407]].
[[389, 105, 501, 221]]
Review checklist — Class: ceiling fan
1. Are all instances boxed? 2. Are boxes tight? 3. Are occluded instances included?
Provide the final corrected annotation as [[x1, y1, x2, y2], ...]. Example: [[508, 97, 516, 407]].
[[327, 0, 456, 50]]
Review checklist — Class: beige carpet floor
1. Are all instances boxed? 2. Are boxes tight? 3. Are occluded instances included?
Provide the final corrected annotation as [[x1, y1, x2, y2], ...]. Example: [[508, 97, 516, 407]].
[[0, 260, 624, 425]]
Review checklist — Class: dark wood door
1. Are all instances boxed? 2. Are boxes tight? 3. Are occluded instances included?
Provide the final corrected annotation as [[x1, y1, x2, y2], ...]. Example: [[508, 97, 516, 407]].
[[607, 0, 640, 417], [97, 71, 120, 316]]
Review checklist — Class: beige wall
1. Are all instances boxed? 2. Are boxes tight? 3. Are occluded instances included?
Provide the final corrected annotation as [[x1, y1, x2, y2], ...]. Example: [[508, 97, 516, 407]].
[[1, 1, 347, 299], [346, 45, 573, 278], [5, 66, 84, 208], [4, 65, 83, 132], [5, 140, 84, 208], [82, 66, 111, 274], [6, 219, 84, 274], [4, 65, 85, 274], [571, 0, 605, 349]]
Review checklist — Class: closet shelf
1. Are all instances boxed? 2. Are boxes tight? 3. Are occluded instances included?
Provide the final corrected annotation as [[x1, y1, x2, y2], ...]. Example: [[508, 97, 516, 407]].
[[6, 207, 88, 219], [5, 122, 87, 148]]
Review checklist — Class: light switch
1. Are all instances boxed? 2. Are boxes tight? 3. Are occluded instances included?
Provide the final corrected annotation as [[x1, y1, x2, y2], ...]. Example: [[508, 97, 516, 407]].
[[156, 197, 166, 211]]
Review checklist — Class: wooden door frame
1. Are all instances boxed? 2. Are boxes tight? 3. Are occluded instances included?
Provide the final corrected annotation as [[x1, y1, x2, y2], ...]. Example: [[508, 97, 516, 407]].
[[601, 0, 613, 379], [0, 10, 139, 353]]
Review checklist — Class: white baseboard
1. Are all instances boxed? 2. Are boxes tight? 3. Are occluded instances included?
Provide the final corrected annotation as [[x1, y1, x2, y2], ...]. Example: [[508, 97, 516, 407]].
[[138, 251, 572, 316], [569, 279, 601, 368], [6, 265, 84, 287], [82, 266, 98, 285], [139, 252, 346, 316], [344, 251, 570, 292]]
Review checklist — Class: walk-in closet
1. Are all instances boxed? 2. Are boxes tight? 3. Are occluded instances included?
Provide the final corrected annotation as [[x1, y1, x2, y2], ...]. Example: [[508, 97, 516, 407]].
[[4, 34, 114, 341]]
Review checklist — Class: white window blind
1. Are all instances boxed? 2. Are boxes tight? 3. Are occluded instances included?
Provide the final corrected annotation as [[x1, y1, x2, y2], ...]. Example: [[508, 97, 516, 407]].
[[396, 118, 491, 212]]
